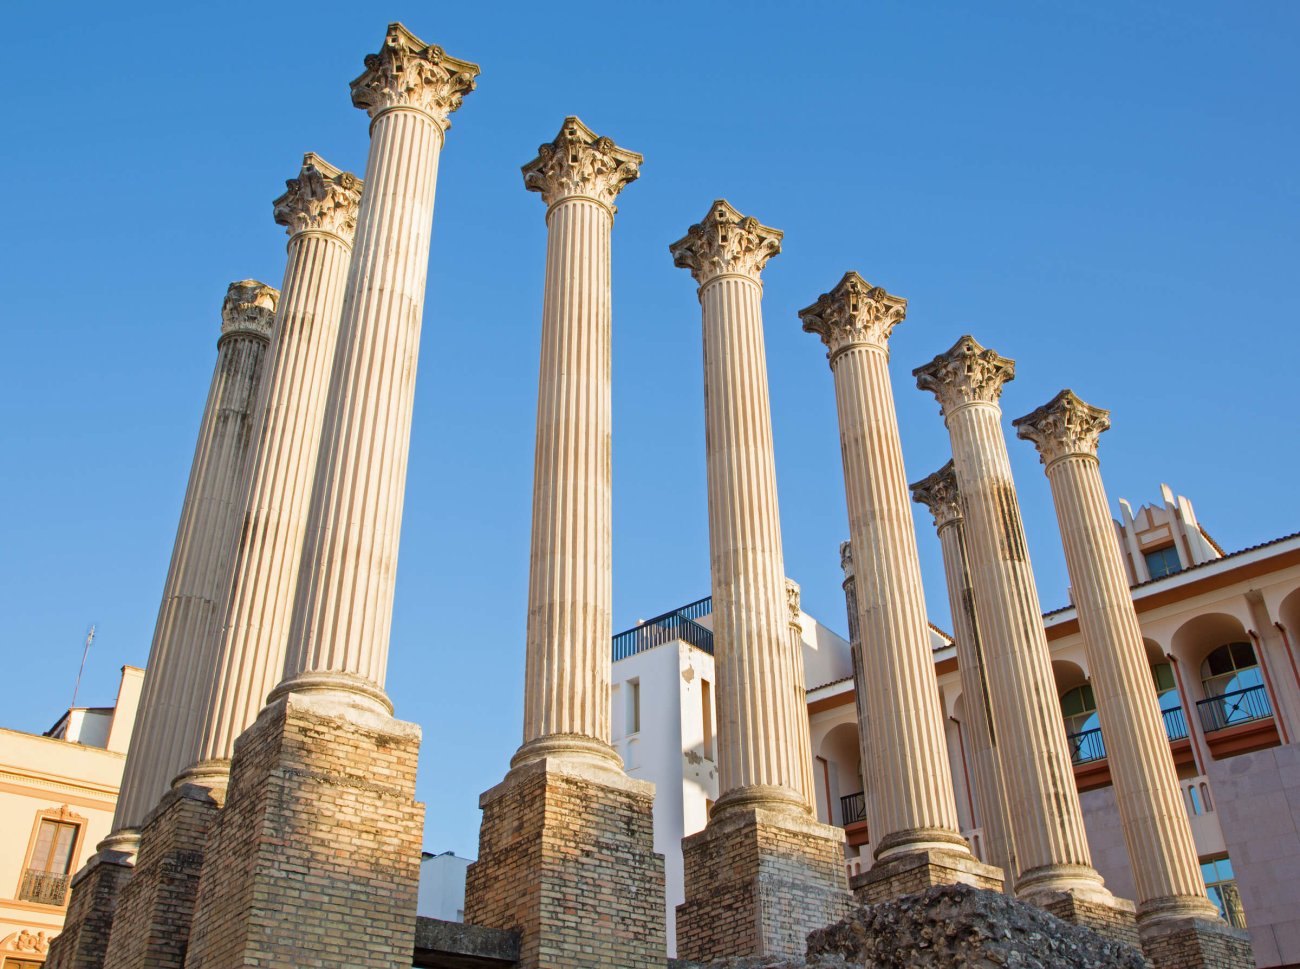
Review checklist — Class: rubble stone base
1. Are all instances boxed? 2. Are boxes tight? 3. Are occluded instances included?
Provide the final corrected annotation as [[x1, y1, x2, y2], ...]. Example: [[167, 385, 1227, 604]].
[[101, 785, 219, 969], [850, 844, 1004, 903], [1040, 889, 1141, 950], [183, 692, 424, 969], [1140, 915, 1256, 969], [464, 754, 666, 969], [676, 803, 852, 963], [44, 854, 134, 969]]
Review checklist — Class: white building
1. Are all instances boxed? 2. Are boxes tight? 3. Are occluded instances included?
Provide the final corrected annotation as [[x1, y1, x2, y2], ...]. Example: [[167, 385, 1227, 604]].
[[417, 851, 472, 923]]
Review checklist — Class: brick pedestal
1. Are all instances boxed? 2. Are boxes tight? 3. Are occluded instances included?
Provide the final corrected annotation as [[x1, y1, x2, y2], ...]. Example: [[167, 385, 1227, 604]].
[[1140, 916, 1255, 969], [851, 844, 1004, 903], [1040, 889, 1140, 950], [102, 785, 220, 969], [44, 854, 134, 969], [676, 805, 852, 962], [464, 755, 666, 969], [183, 692, 424, 969]]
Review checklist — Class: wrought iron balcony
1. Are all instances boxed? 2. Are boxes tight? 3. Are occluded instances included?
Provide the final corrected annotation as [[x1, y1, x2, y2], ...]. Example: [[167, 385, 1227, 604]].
[[1197, 685, 1272, 733], [840, 791, 867, 825], [1067, 727, 1106, 765], [18, 868, 69, 906], [1162, 706, 1190, 741], [612, 597, 713, 661]]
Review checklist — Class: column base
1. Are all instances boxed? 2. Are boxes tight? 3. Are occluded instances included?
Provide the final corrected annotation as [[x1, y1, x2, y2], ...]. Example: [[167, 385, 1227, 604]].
[[44, 851, 135, 969], [184, 692, 424, 969], [676, 801, 852, 962], [101, 784, 219, 969], [1038, 888, 1140, 950], [851, 844, 1005, 903], [464, 750, 666, 969], [1139, 915, 1255, 969]]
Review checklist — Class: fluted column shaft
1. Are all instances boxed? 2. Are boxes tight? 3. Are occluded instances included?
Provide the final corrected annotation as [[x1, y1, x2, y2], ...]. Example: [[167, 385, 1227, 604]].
[[189, 157, 361, 782], [786, 581, 816, 811], [112, 282, 276, 834], [840, 545, 872, 803]]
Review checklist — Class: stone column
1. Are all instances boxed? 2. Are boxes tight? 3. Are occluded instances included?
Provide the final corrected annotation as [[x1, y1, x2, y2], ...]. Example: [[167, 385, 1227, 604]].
[[670, 201, 850, 962], [910, 460, 1017, 891], [45, 282, 276, 969], [786, 579, 816, 813], [840, 542, 872, 806], [913, 336, 1135, 943], [99, 158, 364, 969], [1014, 391, 1252, 968], [183, 25, 477, 969], [464, 117, 665, 969], [801, 274, 1001, 902]]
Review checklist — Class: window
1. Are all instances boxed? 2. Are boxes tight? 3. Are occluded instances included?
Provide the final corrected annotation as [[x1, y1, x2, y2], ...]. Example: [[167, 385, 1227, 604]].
[[627, 679, 641, 735], [1200, 642, 1263, 698], [1201, 856, 1247, 928], [1151, 663, 1188, 740], [19, 815, 79, 905], [1144, 545, 1182, 579], [1060, 685, 1104, 764], [700, 678, 714, 761]]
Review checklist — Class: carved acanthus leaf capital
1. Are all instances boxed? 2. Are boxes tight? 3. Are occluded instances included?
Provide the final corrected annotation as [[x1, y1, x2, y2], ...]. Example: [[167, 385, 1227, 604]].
[[785, 578, 802, 631], [350, 23, 480, 129], [274, 153, 363, 241], [1013, 389, 1111, 465], [221, 280, 279, 338], [910, 460, 963, 529], [913, 335, 1015, 415], [522, 117, 642, 212], [800, 272, 908, 358], [670, 200, 782, 287], [840, 541, 854, 581]]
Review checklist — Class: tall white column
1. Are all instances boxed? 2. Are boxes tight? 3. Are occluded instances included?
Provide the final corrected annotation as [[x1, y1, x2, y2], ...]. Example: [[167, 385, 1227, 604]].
[[785, 579, 816, 811], [515, 117, 641, 768], [110, 281, 277, 842], [839, 542, 872, 800], [911, 460, 1017, 888], [273, 24, 479, 709], [1013, 391, 1223, 929], [801, 274, 975, 863], [183, 154, 362, 789], [913, 336, 1113, 906], [670, 200, 807, 814]]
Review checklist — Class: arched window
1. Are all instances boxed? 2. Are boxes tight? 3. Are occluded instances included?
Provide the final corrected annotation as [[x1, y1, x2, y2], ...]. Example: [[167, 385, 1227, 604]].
[[1151, 662, 1187, 740], [1200, 642, 1263, 697], [1060, 685, 1103, 763]]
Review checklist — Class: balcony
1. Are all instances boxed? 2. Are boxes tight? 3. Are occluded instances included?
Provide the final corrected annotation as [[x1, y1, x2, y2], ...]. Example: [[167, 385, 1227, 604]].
[[1067, 727, 1106, 765], [840, 791, 867, 825], [1197, 685, 1272, 733], [1162, 706, 1189, 741], [612, 597, 713, 661], [18, 868, 69, 906]]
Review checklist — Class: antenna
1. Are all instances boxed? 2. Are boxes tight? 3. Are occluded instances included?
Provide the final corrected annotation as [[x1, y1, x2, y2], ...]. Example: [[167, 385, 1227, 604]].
[[67, 625, 96, 735]]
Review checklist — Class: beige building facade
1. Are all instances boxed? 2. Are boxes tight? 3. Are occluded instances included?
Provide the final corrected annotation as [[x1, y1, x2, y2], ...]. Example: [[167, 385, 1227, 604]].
[[0, 667, 141, 969]]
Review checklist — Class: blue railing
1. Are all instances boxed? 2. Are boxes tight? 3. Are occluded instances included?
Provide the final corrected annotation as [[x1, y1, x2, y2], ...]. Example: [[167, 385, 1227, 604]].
[[1197, 685, 1272, 733], [840, 791, 867, 825], [612, 597, 713, 661], [1163, 706, 1189, 741], [1067, 727, 1106, 765]]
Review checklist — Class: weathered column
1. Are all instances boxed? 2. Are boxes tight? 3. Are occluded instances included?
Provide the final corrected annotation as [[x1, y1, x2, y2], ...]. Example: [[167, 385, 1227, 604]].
[[183, 25, 477, 969], [670, 201, 850, 962], [45, 281, 276, 969], [1014, 391, 1253, 968], [785, 578, 816, 813], [801, 274, 1001, 902], [464, 117, 665, 969], [913, 337, 1135, 944], [911, 460, 1017, 891], [840, 542, 872, 804]]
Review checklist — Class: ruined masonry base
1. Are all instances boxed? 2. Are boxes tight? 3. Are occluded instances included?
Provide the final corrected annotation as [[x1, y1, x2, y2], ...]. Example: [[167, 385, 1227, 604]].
[[851, 844, 1004, 903], [464, 757, 666, 969], [182, 692, 425, 969], [102, 785, 220, 969], [44, 855, 134, 969], [1140, 916, 1256, 969], [676, 805, 853, 962], [1040, 890, 1141, 951]]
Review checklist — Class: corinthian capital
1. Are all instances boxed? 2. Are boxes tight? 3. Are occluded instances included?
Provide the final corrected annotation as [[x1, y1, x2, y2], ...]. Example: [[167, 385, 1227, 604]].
[[221, 280, 279, 338], [1013, 389, 1111, 466], [785, 578, 802, 632], [522, 117, 642, 212], [913, 335, 1015, 415], [274, 153, 363, 241], [670, 200, 782, 287], [840, 541, 854, 581], [910, 460, 963, 529], [800, 272, 908, 359], [350, 23, 480, 128]]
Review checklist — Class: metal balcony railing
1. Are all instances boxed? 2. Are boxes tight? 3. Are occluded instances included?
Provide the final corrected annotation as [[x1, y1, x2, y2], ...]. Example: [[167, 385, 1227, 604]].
[[18, 868, 69, 905], [1162, 706, 1190, 741], [612, 597, 713, 661], [840, 791, 867, 825], [1067, 727, 1106, 765], [1197, 685, 1272, 733]]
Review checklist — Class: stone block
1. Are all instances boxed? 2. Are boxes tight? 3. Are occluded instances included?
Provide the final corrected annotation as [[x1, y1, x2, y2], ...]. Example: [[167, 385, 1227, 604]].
[[183, 692, 424, 969], [102, 785, 220, 969], [1040, 889, 1140, 950], [851, 845, 1003, 904], [464, 756, 665, 969], [676, 803, 852, 963], [1139, 915, 1256, 969], [44, 854, 134, 969]]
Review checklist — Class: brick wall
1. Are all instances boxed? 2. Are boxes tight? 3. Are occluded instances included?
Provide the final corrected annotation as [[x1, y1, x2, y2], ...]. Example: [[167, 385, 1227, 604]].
[[44, 858, 134, 969]]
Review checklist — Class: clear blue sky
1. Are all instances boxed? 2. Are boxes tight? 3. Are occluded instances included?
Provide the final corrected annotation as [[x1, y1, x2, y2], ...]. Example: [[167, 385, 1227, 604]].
[[1, 2, 1296, 858]]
